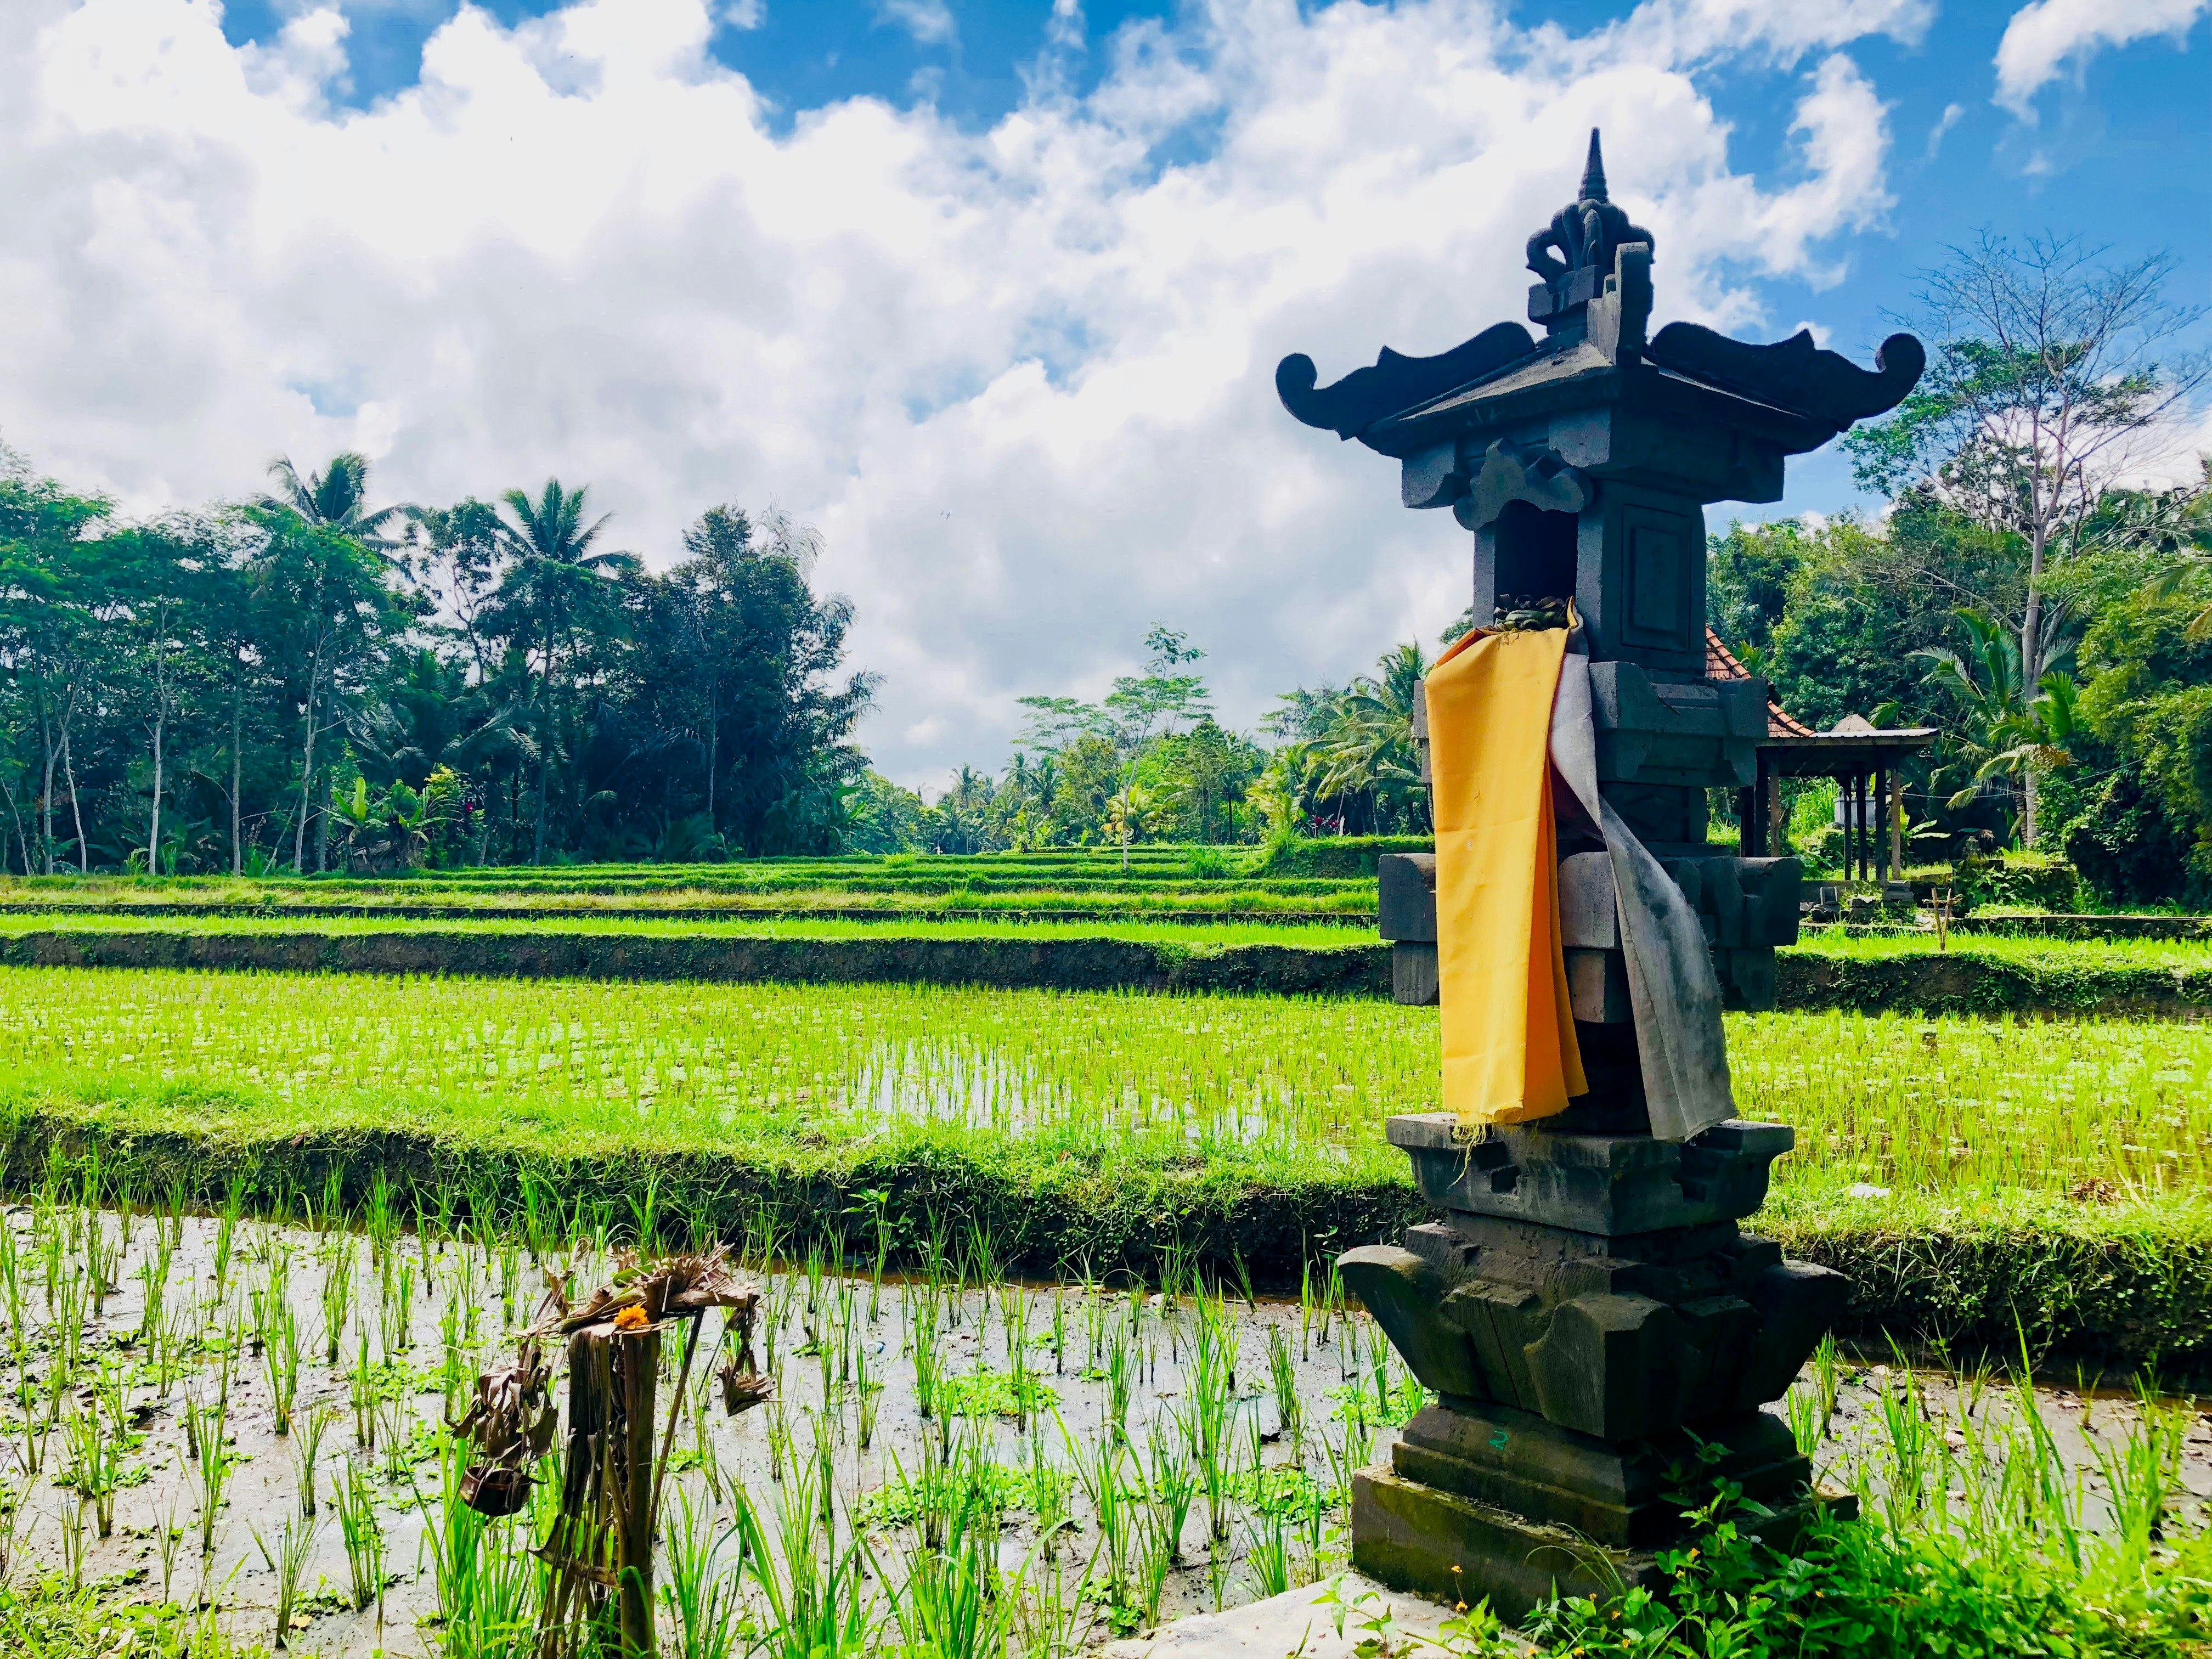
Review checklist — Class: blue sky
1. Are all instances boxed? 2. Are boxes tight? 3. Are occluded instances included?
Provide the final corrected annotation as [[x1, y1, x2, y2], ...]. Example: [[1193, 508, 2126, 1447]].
[[7, 0, 2209, 783]]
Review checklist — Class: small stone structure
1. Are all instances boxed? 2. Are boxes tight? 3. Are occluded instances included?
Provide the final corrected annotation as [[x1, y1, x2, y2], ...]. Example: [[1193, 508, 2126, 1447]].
[[1278, 132, 1923, 1620]]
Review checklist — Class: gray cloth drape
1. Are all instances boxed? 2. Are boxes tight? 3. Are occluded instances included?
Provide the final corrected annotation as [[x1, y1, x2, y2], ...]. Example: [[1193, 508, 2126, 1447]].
[[1549, 634, 1735, 1142]]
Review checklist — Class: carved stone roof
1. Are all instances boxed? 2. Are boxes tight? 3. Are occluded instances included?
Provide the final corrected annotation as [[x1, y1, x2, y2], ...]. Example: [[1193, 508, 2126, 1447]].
[[1276, 132, 1925, 464]]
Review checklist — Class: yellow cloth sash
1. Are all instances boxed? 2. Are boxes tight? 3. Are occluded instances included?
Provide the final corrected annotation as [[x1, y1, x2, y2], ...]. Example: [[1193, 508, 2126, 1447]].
[[1427, 625, 1585, 1125]]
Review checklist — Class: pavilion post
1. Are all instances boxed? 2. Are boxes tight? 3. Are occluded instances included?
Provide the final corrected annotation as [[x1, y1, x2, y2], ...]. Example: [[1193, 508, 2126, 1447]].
[[1889, 768, 1904, 877], [1843, 771, 1857, 883], [1874, 764, 1887, 881], [1855, 771, 1870, 883], [1863, 771, 1875, 881]]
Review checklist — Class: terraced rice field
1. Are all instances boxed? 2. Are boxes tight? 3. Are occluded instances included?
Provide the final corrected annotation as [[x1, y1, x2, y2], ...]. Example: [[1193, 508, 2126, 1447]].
[[1, 968, 2204, 1204]]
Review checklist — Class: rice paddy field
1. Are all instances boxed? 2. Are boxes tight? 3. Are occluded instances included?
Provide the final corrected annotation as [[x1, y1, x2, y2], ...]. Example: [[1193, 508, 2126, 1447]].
[[1791, 928, 2212, 973], [5, 907, 2212, 965], [0, 870, 2208, 1655], [0, 852, 1381, 922], [0, 1187, 2205, 1659], [1, 968, 2205, 1204], [1, 964, 2207, 1376]]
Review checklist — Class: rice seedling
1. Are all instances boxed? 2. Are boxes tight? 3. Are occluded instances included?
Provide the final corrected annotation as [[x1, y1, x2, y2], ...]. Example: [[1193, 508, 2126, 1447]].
[[318, 1235, 355, 1364], [332, 1456, 386, 1616], [210, 1175, 246, 1307], [56, 1479, 86, 1589], [38, 1212, 63, 1319], [133, 1223, 175, 1351], [351, 1333, 378, 1449], [1103, 1324, 1135, 1446], [661, 1484, 742, 1659], [440, 1301, 469, 1421], [854, 1333, 881, 1451], [182, 1386, 235, 1556], [265, 1302, 302, 1436], [0, 1221, 23, 1357], [60, 1402, 123, 1538], [1062, 1412, 1133, 1606], [413, 1431, 537, 1658], [381, 1252, 416, 1358], [156, 1497, 182, 1602], [728, 1449, 876, 1659], [1141, 1425, 1195, 1564], [296, 1402, 335, 1517], [1240, 1507, 1293, 1600], [251, 1513, 316, 1650], [1267, 1324, 1300, 1438]]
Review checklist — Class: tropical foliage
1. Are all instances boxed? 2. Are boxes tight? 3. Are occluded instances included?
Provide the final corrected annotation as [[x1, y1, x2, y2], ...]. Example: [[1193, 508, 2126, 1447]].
[[0, 447, 875, 872]]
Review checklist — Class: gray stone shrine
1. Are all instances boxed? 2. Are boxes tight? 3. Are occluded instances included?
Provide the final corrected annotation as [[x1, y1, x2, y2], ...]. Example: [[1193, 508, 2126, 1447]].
[[1277, 131, 1923, 1620]]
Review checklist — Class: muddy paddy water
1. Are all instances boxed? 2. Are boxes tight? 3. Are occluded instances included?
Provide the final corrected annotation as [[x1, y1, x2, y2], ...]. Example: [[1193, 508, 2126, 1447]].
[[2, 1198, 2205, 1656]]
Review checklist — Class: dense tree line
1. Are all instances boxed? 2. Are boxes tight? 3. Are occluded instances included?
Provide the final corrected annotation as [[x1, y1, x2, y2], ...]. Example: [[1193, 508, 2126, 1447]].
[[0, 450, 875, 873], [847, 627, 1433, 856]]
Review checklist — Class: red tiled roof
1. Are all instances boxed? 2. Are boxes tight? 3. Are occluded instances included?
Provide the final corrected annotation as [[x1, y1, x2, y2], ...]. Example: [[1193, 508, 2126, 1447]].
[[1705, 626, 1816, 738]]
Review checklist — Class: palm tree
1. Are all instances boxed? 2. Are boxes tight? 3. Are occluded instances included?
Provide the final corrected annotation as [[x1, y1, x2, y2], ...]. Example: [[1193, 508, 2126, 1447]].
[[261, 453, 407, 550], [1912, 608, 2079, 845], [488, 481, 640, 861], [1316, 641, 1429, 832]]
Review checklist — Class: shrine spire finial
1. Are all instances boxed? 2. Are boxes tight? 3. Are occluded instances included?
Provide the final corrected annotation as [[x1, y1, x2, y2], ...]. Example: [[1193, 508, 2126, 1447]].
[[1581, 128, 1608, 203]]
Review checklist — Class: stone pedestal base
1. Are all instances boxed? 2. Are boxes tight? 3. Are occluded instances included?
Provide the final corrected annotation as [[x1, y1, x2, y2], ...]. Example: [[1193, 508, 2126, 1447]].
[[1351, 1462, 1855, 1623], [1391, 1400, 1809, 1547]]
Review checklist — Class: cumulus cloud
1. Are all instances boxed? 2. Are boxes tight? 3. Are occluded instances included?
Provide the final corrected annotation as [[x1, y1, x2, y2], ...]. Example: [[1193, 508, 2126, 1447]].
[[1995, 0, 2210, 112], [3, 0, 1906, 788]]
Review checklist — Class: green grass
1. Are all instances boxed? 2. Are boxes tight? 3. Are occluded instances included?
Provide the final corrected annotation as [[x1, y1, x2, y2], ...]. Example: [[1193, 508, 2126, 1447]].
[[1793, 929, 2212, 972], [0, 866, 1379, 917]]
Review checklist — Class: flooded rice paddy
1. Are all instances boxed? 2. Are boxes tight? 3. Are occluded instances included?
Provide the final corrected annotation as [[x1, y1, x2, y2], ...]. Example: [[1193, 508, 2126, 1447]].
[[0, 1187, 2203, 1656]]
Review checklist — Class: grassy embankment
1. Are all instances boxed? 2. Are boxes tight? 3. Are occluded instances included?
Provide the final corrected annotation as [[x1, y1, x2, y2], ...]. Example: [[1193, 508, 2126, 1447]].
[[5, 965, 2205, 1375], [5, 909, 2212, 1015]]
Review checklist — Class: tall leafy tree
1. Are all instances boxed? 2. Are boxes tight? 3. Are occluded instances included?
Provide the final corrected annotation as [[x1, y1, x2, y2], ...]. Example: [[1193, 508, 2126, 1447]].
[[0, 464, 112, 871], [248, 508, 406, 871], [1844, 235, 2208, 842], [627, 505, 875, 856]]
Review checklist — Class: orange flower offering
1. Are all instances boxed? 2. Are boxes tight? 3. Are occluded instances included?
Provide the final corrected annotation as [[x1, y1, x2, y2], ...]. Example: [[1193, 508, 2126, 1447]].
[[612, 1305, 651, 1332]]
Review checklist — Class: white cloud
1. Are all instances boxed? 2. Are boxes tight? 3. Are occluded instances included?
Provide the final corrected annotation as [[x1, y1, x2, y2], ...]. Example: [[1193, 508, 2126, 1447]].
[[3, 0, 1906, 789], [1995, 0, 2210, 112], [876, 0, 955, 48], [1924, 100, 1963, 159]]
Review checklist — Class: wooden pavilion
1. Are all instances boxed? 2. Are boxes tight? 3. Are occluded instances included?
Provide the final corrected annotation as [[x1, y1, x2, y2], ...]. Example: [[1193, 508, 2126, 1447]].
[[1706, 629, 1937, 883]]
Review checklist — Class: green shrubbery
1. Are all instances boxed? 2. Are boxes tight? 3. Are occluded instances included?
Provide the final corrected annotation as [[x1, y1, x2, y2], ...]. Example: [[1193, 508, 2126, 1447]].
[[1953, 850, 2082, 911], [1249, 835, 1432, 878]]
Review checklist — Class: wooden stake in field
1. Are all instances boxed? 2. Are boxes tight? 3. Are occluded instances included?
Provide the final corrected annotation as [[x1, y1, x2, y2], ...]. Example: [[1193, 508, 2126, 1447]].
[[454, 1247, 766, 1659]]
